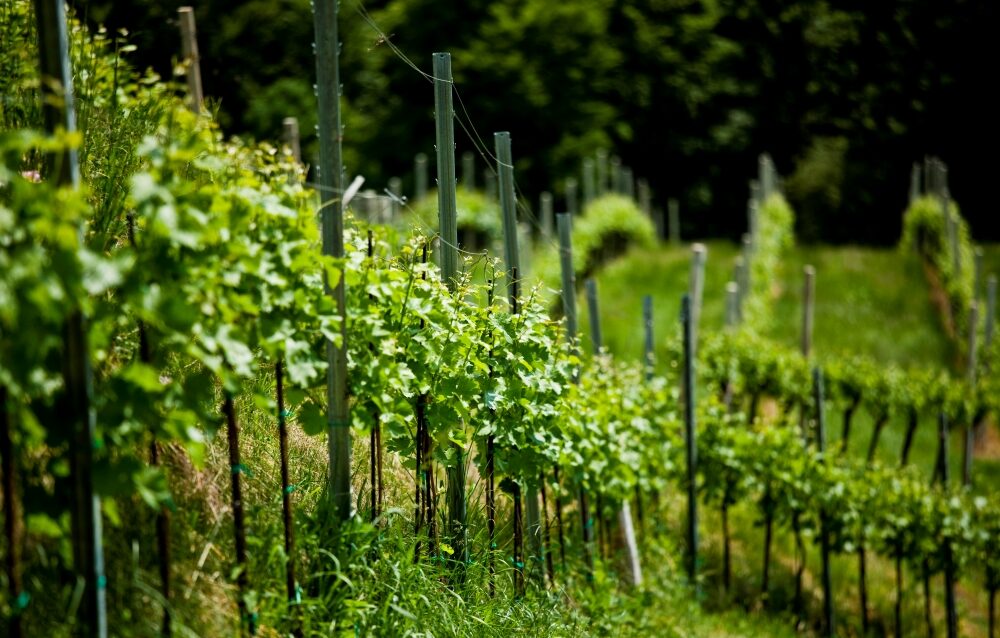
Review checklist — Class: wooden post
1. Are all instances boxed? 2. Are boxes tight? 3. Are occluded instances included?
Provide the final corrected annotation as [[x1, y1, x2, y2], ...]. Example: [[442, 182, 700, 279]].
[[643, 295, 655, 378], [415, 152, 429, 200], [690, 244, 707, 351], [557, 213, 594, 575], [178, 7, 204, 113], [668, 198, 681, 245], [681, 294, 699, 593], [910, 162, 921, 205], [35, 2, 106, 635], [312, 0, 352, 522], [565, 177, 579, 216], [282, 117, 302, 164], [582, 159, 596, 207], [988, 275, 997, 348], [815, 367, 834, 637], [461, 151, 475, 191], [540, 191, 554, 238], [596, 149, 609, 195], [802, 266, 816, 358]]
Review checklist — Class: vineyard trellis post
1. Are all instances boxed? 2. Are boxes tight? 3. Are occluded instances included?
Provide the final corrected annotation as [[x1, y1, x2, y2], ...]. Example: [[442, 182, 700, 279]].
[[733, 258, 745, 320], [638, 178, 652, 217], [434, 52, 468, 571], [462, 151, 475, 191], [1, 388, 23, 638], [415, 152, 428, 200], [585, 279, 642, 586], [681, 294, 699, 594], [940, 413, 959, 638], [582, 159, 596, 207], [987, 275, 997, 349], [596, 149, 608, 195], [690, 244, 707, 352], [609, 155, 621, 193], [802, 266, 816, 358], [127, 215, 172, 636], [814, 367, 834, 638], [623, 166, 635, 200], [668, 198, 681, 245], [177, 7, 203, 113], [964, 301, 979, 486], [282, 116, 301, 164], [725, 282, 739, 329], [311, 0, 352, 522], [565, 177, 579, 216], [35, 1, 107, 635], [557, 213, 594, 577], [909, 162, 921, 204], [540, 191, 554, 238]]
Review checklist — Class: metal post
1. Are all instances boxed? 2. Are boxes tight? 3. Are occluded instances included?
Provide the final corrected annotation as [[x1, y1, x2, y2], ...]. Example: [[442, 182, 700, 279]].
[[681, 294, 698, 592], [461, 151, 475, 191], [815, 368, 834, 637], [35, 1, 105, 635], [802, 266, 816, 358], [312, 0, 352, 521], [282, 117, 302, 164], [668, 198, 681, 245], [582, 158, 596, 206], [565, 177, 579, 216], [415, 152, 429, 200], [540, 191, 554, 238]]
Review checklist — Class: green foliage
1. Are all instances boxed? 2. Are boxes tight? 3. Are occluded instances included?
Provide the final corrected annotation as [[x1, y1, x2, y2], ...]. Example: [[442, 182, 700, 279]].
[[900, 194, 976, 346], [403, 187, 503, 252], [534, 194, 656, 295], [742, 193, 795, 331]]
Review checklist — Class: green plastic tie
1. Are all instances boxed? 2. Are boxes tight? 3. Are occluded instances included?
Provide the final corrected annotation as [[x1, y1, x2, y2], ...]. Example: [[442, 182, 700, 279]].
[[92, 437, 104, 451], [280, 409, 293, 418], [284, 483, 297, 494], [489, 542, 497, 550], [14, 591, 30, 612], [329, 417, 352, 428], [231, 464, 253, 477], [97, 575, 107, 589], [585, 517, 594, 529]]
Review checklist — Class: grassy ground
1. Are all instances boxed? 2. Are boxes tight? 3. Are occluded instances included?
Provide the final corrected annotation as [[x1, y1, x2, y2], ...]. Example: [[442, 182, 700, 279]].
[[763, 245, 953, 368]]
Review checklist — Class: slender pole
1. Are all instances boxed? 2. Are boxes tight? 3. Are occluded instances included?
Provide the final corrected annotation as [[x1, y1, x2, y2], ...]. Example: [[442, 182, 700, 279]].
[[582, 158, 596, 208], [312, 0, 352, 522], [596, 149, 608, 195], [557, 214, 592, 574], [282, 117, 301, 164], [643, 295, 655, 378], [940, 412, 958, 638], [690, 244, 707, 350], [495, 132, 521, 307], [681, 294, 699, 592], [177, 7, 204, 113], [223, 394, 254, 635], [565, 177, 579, 216], [461, 151, 475, 191], [638, 179, 652, 217], [725, 282, 739, 328], [815, 367, 834, 637], [910, 162, 922, 205], [276, 359, 299, 633], [622, 167, 635, 200], [668, 198, 681, 245], [609, 155, 622, 193], [128, 216, 171, 636], [415, 153, 429, 200], [1, 388, 23, 638], [802, 266, 816, 358], [585, 279, 603, 354], [35, 2, 106, 635], [434, 54, 467, 571], [984, 275, 998, 351], [540, 191, 554, 238], [965, 301, 979, 486]]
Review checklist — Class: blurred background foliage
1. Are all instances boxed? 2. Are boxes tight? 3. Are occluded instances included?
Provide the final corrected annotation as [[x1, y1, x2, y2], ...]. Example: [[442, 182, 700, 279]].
[[74, 0, 997, 244]]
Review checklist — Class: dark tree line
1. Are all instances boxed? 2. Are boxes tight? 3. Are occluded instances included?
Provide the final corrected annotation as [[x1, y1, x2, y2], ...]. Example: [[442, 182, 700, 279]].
[[76, 0, 999, 244]]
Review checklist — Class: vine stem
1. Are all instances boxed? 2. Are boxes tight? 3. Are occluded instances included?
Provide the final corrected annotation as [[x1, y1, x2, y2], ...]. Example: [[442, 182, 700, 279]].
[[276, 359, 300, 636], [223, 393, 254, 636], [1, 386, 23, 638]]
